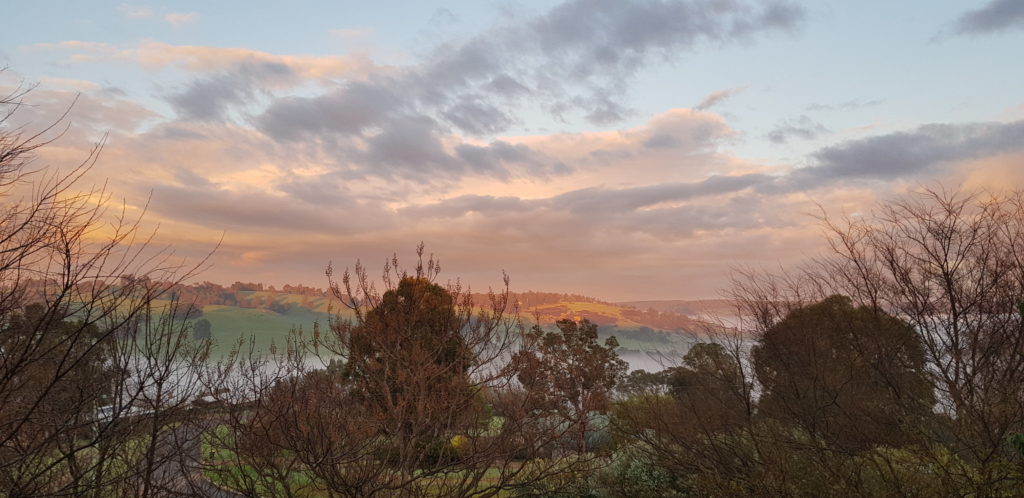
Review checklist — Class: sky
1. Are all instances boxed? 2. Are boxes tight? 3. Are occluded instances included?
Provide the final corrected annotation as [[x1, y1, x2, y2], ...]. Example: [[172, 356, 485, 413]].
[[2, 0, 1023, 301]]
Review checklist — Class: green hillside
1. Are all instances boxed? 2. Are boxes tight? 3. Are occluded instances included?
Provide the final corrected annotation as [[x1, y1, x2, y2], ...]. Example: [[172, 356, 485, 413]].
[[181, 288, 701, 357]]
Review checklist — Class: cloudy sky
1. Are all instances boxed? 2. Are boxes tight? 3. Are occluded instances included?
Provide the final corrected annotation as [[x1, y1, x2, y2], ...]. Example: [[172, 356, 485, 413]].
[[2, 0, 1023, 300]]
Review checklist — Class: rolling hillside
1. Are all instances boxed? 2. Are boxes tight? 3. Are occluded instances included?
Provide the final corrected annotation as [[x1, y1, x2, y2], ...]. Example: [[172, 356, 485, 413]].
[[169, 284, 709, 359]]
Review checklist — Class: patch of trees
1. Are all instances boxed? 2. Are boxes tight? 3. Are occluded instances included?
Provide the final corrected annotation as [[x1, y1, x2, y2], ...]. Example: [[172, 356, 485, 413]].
[[598, 324, 673, 344], [197, 247, 630, 496], [504, 290, 605, 307], [160, 281, 327, 311], [619, 306, 699, 331], [609, 189, 1024, 496]]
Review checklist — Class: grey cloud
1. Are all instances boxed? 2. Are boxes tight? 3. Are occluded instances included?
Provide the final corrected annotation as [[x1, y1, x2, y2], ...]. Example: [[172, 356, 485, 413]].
[[151, 124, 205, 141], [150, 180, 392, 233], [951, 0, 1024, 36], [627, 195, 784, 237], [172, 167, 216, 189], [552, 173, 772, 215], [408, 174, 771, 220], [354, 118, 568, 181], [589, 148, 635, 161], [581, 95, 632, 125], [643, 134, 681, 149], [168, 61, 295, 121], [487, 119, 1024, 219], [454, 141, 568, 178], [595, 110, 731, 158], [100, 86, 128, 98], [253, 0, 804, 180], [786, 120, 1024, 189], [403, 173, 778, 242], [257, 80, 401, 140], [766, 115, 828, 144], [205, 116, 1024, 289], [441, 98, 515, 136], [513, 0, 801, 124], [169, 76, 249, 121], [526, 0, 800, 82], [363, 117, 457, 175], [694, 87, 746, 110], [486, 74, 530, 97], [278, 175, 359, 205], [123, 0, 807, 187], [637, 110, 732, 152]]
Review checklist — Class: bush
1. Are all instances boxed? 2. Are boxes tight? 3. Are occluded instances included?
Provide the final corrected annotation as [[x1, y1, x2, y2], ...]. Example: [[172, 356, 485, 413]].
[[590, 444, 685, 497]]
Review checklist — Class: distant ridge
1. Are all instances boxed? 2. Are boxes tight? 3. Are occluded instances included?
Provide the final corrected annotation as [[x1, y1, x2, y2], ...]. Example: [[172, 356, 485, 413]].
[[616, 299, 737, 318], [157, 282, 714, 355]]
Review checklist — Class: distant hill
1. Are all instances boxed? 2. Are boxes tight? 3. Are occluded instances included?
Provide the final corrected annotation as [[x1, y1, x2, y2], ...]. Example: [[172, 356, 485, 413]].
[[161, 283, 710, 357], [616, 299, 737, 318], [507, 291, 704, 332]]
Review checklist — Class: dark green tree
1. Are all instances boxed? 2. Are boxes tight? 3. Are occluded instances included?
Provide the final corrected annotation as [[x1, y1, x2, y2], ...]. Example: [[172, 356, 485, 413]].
[[616, 369, 671, 397], [192, 318, 212, 340], [753, 295, 934, 451], [667, 342, 751, 428], [1, 304, 115, 443]]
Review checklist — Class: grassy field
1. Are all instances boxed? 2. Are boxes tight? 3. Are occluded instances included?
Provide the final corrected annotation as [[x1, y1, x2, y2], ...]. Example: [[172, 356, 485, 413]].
[[199, 305, 327, 356], [189, 292, 692, 358]]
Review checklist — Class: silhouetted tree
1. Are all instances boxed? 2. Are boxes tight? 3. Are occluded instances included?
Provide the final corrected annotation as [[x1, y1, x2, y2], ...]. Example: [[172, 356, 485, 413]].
[[753, 295, 933, 451], [193, 318, 212, 340], [342, 276, 476, 442]]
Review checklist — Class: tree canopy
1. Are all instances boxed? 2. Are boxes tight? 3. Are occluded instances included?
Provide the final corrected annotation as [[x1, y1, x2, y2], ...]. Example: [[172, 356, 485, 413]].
[[753, 295, 934, 450], [514, 318, 627, 453]]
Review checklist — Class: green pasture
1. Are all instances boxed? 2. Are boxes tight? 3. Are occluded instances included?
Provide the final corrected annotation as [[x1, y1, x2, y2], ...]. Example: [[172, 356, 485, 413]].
[[184, 292, 689, 358]]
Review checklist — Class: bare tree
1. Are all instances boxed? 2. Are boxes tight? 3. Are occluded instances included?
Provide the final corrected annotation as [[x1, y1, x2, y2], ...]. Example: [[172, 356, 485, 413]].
[[809, 188, 1024, 493], [0, 80, 213, 497]]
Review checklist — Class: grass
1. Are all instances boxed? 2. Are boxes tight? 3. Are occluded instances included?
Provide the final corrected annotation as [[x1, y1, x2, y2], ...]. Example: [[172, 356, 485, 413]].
[[196, 303, 355, 357], [200, 306, 319, 355], [199, 423, 550, 497]]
